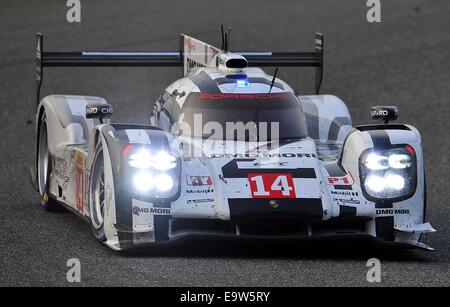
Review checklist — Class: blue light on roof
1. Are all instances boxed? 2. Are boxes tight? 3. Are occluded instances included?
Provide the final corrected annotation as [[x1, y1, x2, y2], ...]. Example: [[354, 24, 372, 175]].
[[236, 79, 250, 88]]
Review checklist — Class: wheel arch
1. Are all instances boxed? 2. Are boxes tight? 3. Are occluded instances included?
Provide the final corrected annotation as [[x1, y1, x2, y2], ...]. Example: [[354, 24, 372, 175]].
[[35, 105, 46, 173]]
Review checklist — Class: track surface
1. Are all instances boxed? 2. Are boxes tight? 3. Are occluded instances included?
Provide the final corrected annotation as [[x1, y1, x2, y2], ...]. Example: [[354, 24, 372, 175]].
[[0, 0, 449, 286]]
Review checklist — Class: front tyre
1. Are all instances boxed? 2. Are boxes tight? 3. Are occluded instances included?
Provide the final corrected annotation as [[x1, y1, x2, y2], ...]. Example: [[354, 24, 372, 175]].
[[37, 112, 61, 212], [89, 141, 107, 242]]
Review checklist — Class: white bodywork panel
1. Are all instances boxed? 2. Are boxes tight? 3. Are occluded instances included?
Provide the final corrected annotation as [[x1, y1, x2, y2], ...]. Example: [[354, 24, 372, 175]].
[[170, 138, 335, 220], [301, 95, 353, 143], [37, 95, 110, 216]]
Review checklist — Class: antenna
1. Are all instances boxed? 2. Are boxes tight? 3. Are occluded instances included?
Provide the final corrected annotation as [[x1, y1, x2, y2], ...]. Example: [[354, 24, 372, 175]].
[[226, 27, 231, 52], [269, 68, 279, 93], [221, 25, 225, 50], [220, 25, 232, 52], [224, 33, 228, 52]]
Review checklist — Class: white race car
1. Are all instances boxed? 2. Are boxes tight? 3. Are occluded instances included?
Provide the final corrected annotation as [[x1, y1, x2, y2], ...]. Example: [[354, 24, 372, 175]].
[[32, 29, 435, 251]]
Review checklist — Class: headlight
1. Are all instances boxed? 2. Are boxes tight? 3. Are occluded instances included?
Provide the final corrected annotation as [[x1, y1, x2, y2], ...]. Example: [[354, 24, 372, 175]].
[[133, 171, 155, 192], [128, 149, 177, 170], [155, 174, 174, 192], [360, 145, 417, 201], [123, 144, 180, 198], [133, 172, 174, 193]]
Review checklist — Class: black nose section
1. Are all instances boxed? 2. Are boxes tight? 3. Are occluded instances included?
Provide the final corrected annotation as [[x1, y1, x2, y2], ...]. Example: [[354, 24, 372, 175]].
[[86, 103, 113, 122], [371, 106, 398, 124]]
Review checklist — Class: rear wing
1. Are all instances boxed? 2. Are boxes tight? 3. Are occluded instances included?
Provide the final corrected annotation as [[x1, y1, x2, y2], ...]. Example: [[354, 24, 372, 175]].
[[243, 33, 323, 95], [36, 32, 324, 106]]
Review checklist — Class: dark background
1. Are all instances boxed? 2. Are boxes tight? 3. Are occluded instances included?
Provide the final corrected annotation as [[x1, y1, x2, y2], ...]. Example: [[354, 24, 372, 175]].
[[0, 0, 449, 286]]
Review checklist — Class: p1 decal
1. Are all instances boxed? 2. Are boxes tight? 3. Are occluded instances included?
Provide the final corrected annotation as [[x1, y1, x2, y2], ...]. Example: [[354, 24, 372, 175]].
[[327, 172, 354, 186], [248, 173, 295, 199], [186, 175, 213, 186], [75, 151, 85, 213]]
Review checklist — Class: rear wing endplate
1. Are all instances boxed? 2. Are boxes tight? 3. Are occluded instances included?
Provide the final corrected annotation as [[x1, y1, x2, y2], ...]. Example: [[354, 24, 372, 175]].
[[36, 32, 324, 106]]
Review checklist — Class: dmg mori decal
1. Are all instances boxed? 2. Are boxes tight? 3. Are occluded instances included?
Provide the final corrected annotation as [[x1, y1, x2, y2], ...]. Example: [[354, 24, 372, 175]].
[[132, 206, 171, 216]]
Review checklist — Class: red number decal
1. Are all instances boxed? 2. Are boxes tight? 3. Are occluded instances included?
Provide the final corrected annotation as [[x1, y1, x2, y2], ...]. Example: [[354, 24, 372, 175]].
[[248, 174, 296, 199], [76, 169, 83, 213]]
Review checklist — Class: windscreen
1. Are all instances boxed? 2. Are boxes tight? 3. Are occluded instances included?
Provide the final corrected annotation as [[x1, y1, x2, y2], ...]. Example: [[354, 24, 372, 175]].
[[179, 92, 308, 141]]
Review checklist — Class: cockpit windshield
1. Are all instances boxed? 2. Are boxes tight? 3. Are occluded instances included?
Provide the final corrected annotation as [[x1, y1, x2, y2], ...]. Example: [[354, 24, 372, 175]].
[[178, 92, 308, 141]]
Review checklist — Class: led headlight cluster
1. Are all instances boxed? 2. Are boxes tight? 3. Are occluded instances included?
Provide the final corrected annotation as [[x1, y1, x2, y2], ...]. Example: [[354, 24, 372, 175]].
[[129, 150, 177, 170], [123, 145, 180, 198], [359, 145, 417, 202]]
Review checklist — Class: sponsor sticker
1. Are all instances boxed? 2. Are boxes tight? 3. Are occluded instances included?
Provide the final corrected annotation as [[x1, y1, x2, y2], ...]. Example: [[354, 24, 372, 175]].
[[211, 153, 316, 159], [376, 209, 410, 217], [331, 190, 359, 197], [198, 93, 290, 100], [186, 38, 196, 51], [186, 189, 214, 195], [186, 175, 213, 186], [132, 206, 171, 216], [333, 198, 361, 205], [131, 199, 172, 232], [54, 158, 69, 182], [187, 198, 215, 204], [327, 172, 354, 186]]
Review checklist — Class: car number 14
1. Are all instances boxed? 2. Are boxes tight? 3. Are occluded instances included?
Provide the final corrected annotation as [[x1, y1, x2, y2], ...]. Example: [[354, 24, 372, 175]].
[[248, 174, 296, 198]]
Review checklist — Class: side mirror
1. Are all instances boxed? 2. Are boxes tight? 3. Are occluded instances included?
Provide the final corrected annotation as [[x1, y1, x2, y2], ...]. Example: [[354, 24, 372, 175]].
[[86, 103, 113, 123], [371, 106, 398, 124]]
